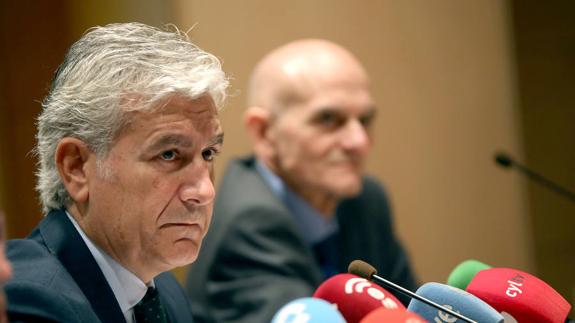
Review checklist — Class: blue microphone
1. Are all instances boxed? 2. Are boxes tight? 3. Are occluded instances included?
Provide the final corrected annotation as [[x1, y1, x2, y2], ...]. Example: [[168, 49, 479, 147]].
[[407, 282, 504, 323], [271, 297, 346, 323]]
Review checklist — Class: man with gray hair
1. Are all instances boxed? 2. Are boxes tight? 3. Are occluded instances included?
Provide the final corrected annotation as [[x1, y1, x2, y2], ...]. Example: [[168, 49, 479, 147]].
[[6, 22, 228, 323]]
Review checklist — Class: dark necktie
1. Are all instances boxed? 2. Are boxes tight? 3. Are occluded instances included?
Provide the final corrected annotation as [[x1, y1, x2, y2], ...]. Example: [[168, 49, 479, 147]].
[[134, 287, 170, 323], [312, 231, 341, 279]]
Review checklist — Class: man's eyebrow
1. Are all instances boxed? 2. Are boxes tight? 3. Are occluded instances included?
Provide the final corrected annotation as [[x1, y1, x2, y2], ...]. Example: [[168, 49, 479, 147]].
[[311, 105, 377, 117], [313, 106, 342, 114], [363, 106, 377, 118], [209, 133, 224, 146], [146, 132, 224, 153], [146, 134, 194, 152]]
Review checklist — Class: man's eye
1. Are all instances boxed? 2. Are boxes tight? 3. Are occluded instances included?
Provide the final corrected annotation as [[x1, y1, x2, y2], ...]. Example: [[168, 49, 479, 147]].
[[202, 148, 219, 162], [314, 111, 344, 128], [359, 114, 374, 128], [159, 150, 178, 161]]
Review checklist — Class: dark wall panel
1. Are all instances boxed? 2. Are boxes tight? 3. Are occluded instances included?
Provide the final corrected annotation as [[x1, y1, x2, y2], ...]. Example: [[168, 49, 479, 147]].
[[511, 0, 575, 313], [0, 1, 72, 238]]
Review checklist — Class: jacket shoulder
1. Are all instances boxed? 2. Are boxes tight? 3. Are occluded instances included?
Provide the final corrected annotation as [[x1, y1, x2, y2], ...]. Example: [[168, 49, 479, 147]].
[[6, 239, 99, 323], [216, 158, 285, 210]]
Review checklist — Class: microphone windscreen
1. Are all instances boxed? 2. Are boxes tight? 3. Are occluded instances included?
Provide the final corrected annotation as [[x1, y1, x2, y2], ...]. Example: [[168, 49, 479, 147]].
[[407, 282, 504, 323], [348, 259, 377, 279], [313, 273, 405, 323], [270, 297, 345, 323], [466, 268, 572, 323], [495, 152, 513, 167], [447, 259, 491, 289], [359, 307, 427, 323]]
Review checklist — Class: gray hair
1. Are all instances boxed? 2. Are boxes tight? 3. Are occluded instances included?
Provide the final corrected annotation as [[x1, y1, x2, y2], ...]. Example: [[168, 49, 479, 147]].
[[36, 22, 229, 213]]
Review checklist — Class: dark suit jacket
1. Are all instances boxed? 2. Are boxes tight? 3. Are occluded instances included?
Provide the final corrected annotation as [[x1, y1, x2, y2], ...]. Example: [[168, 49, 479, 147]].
[[6, 209, 194, 323], [186, 156, 417, 323]]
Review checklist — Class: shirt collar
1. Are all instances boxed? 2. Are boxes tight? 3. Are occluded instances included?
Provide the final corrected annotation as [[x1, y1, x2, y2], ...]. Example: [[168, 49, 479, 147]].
[[255, 159, 338, 245], [66, 211, 154, 323]]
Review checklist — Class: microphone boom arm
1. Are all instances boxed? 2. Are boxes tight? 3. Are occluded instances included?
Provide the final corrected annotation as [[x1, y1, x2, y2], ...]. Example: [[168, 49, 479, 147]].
[[369, 272, 477, 323], [495, 152, 575, 204], [349, 260, 477, 323]]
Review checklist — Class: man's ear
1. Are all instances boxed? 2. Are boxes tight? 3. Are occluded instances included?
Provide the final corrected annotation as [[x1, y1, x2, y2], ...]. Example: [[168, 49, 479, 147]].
[[55, 138, 93, 205], [244, 106, 275, 160]]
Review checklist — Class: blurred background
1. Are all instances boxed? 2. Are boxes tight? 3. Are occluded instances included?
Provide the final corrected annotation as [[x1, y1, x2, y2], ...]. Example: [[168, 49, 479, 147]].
[[0, 0, 573, 314]]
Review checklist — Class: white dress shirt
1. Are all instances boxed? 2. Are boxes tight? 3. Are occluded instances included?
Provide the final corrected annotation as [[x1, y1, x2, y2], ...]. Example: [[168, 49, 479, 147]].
[[67, 211, 154, 323]]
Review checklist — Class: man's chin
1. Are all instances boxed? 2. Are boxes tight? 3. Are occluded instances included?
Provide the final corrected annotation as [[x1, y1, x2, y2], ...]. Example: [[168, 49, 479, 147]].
[[165, 240, 202, 266], [328, 179, 363, 198]]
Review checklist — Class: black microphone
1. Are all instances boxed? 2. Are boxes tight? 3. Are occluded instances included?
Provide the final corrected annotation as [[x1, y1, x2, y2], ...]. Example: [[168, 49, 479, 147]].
[[494, 152, 575, 204], [349, 260, 478, 323]]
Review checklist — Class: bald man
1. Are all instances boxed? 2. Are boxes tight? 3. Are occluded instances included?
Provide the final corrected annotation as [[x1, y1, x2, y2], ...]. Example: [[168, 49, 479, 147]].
[[186, 39, 417, 323]]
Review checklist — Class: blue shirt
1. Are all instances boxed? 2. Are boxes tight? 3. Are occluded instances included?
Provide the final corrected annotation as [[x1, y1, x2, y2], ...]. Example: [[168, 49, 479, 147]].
[[254, 160, 339, 246]]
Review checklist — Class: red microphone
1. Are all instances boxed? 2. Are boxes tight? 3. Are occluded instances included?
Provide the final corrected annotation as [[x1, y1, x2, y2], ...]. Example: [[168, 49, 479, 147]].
[[313, 273, 405, 323], [466, 268, 571, 323], [359, 307, 427, 323]]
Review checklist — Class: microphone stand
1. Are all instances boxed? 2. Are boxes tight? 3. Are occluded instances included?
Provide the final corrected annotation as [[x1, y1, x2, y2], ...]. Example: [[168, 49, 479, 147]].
[[495, 152, 575, 204]]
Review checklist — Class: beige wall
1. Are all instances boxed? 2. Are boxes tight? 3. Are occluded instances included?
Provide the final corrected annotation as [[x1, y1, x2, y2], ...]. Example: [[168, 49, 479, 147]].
[[68, 0, 173, 35], [174, 0, 534, 283]]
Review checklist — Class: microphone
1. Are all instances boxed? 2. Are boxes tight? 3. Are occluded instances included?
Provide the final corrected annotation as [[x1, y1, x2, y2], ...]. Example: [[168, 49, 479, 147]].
[[407, 282, 504, 323], [313, 273, 404, 323], [447, 259, 491, 290], [494, 152, 575, 203], [349, 259, 478, 323], [466, 267, 572, 323], [359, 307, 426, 323], [270, 297, 345, 323]]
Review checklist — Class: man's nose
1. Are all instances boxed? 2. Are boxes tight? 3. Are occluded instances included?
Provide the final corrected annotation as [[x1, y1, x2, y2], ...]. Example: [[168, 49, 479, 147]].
[[178, 162, 216, 206], [341, 119, 370, 153]]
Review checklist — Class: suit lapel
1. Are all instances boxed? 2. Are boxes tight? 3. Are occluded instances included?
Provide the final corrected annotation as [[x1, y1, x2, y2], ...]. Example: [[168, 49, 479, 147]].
[[336, 187, 370, 273], [241, 157, 324, 285], [156, 272, 194, 323], [38, 210, 127, 323]]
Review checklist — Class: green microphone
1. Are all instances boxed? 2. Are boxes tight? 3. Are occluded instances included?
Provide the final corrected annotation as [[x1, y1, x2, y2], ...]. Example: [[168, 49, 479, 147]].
[[447, 259, 491, 289]]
